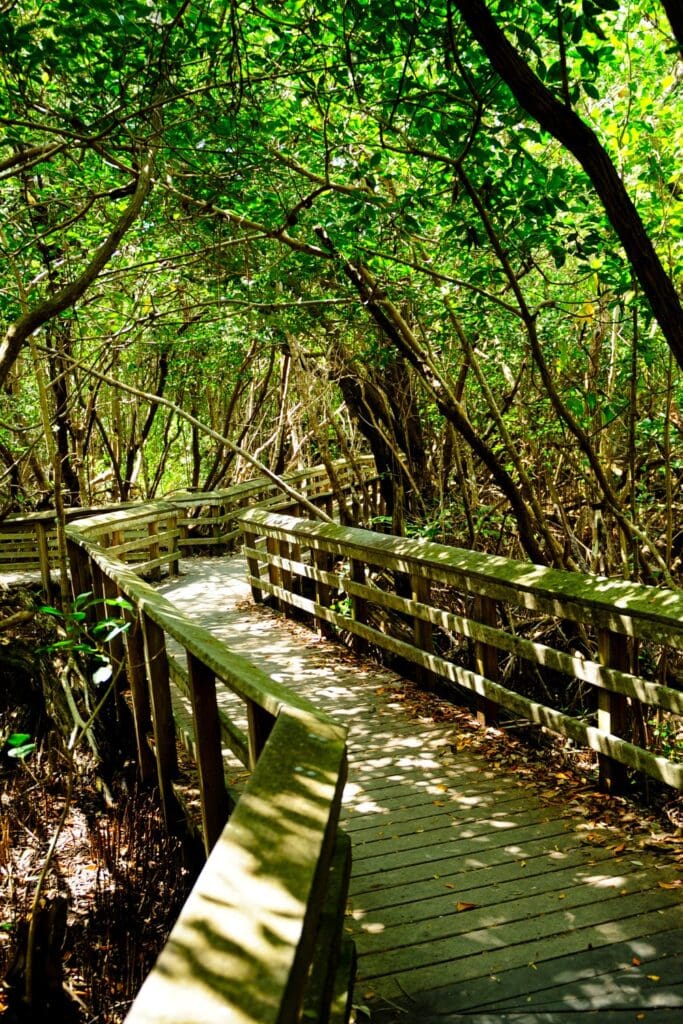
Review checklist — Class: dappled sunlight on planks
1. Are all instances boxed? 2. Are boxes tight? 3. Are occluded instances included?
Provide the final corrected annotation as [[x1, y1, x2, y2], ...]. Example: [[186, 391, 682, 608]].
[[151, 551, 683, 1021]]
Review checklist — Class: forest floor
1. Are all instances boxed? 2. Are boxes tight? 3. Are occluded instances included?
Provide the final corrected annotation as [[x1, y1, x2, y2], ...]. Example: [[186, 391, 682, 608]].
[[1, 579, 683, 1021], [0, 584, 194, 1024]]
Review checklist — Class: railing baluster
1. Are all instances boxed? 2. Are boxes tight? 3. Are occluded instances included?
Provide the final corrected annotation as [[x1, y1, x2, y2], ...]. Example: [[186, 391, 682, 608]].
[[349, 556, 367, 655], [279, 537, 294, 618], [147, 519, 160, 580], [35, 521, 53, 602], [187, 652, 231, 852], [412, 572, 433, 686], [243, 528, 263, 602], [472, 594, 499, 727], [141, 613, 178, 828], [313, 547, 333, 639], [167, 513, 180, 575], [246, 700, 276, 769], [597, 628, 630, 794], [66, 538, 88, 603], [100, 573, 127, 721], [123, 606, 156, 784], [266, 535, 282, 610]]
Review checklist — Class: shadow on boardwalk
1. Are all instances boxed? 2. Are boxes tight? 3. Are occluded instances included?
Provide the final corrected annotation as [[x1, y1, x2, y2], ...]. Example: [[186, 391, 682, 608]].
[[158, 558, 683, 1022]]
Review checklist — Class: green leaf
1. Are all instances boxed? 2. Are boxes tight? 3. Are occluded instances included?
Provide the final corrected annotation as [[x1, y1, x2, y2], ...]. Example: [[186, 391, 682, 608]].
[[38, 604, 62, 616], [7, 732, 31, 747], [103, 596, 134, 610], [8, 742, 36, 760]]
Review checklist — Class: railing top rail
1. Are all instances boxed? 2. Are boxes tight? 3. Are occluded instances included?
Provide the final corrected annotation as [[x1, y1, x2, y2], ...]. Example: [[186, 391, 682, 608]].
[[238, 510, 683, 647], [125, 706, 347, 1024]]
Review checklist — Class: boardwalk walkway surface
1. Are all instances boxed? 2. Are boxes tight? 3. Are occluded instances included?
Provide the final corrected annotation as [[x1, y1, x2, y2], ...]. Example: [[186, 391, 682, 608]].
[[157, 557, 683, 1023]]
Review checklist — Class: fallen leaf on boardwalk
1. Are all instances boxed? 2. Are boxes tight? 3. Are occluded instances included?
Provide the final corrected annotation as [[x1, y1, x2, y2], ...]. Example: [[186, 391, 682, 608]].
[[581, 833, 606, 846], [632, 957, 642, 966], [455, 901, 478, 912], [435, 783, 449, 792], [613, 843, 626, 854], [658, 880, 682, 889], [647, 974, 660, 981], [433, 800, 446, 807], [444, 883, 455, 889]]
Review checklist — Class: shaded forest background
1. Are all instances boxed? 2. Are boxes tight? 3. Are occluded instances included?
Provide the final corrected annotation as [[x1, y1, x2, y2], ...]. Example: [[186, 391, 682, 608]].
[[0, 0, 682, 585]]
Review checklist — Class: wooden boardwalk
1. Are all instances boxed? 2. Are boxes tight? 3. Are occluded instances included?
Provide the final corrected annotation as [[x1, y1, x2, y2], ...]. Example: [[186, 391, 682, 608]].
[[158, 557, 683, 1022]]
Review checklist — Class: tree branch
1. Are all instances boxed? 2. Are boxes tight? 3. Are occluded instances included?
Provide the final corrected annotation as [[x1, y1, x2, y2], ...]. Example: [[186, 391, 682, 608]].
[[451, 0, 683, 372], [0, 126, 160, 388]]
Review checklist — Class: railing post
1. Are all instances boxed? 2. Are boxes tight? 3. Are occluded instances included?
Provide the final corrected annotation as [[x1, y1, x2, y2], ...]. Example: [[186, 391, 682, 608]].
[[279, 537, 295, 618], [100, 572, 128, 720], [141, 613, 178, 828], [35, 521, 53, 602], [266, 535, 282, 610], [243, 528, 263, 603], [597, 628, 629, 794], [211, 504, 222, 555], [66, 538, 90, 604], [349, 557, 367, 655], [148, 519, 160, 580], [123, 606, 156, 784], [87, 560, 105, 630], [313, 547, 333, 639], [177, 512, 190, 557], [473, 594, 499, 727], [246, 700, 276, 769], [187, 652, 231, 853], [411, 572, 433, 686], [168, 513, 180, 575]]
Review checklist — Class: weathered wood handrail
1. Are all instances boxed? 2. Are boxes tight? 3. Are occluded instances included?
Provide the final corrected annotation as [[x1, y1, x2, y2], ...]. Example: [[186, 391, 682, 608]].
[[0, 458, 379, 591], [23, 461, 376, 1024], [239, 510, 683, 792], [125, 707, 349, 1024]]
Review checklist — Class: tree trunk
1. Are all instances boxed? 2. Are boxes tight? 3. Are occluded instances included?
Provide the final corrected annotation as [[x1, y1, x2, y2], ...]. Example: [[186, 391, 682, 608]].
[[450, 0, 683, 373]]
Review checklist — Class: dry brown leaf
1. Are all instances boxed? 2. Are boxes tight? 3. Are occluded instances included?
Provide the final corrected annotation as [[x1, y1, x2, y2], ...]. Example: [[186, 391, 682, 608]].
[[455, 901, 478, 912]]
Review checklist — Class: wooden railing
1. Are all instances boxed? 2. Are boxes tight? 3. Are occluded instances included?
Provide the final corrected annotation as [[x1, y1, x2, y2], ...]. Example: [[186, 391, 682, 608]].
[[0, 459, 379, 591], [52, 462, 378, 1024], [239, 510, 683, 793]]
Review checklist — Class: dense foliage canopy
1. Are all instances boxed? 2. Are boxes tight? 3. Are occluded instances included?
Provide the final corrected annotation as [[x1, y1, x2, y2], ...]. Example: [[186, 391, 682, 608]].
[[1, 0, 681, 581]]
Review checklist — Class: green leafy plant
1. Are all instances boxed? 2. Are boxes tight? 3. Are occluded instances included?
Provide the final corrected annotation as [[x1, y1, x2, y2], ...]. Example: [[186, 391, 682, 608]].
[[37, 591, 133, 686], [6, 732, 36, 761]]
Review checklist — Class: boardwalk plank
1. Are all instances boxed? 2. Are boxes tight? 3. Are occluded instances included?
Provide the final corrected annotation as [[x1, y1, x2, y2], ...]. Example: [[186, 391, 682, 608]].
[[156, 556, 683, 1019], [412, 929, 683, 1020], [358, 905, 682, 995]]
